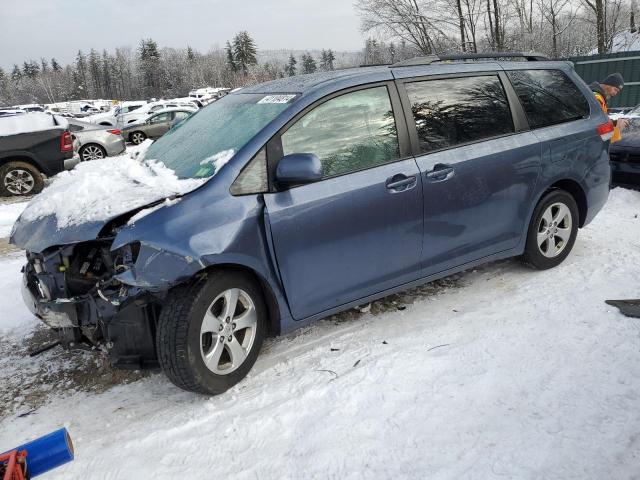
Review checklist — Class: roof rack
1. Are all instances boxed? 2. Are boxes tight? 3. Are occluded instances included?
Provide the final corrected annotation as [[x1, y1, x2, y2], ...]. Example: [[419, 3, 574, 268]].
[[391, 52, 549, 67]]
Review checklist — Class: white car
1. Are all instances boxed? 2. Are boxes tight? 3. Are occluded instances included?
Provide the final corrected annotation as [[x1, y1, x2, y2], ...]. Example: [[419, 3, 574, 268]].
[[84, 101, 147, 127]]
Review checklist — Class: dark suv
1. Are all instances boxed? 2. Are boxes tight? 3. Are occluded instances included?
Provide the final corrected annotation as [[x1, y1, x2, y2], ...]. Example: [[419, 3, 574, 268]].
[[12, 53, 612, 394]]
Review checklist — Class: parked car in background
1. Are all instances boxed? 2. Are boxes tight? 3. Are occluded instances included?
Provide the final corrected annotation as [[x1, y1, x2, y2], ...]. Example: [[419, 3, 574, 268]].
[[0, 112, 73, 195], [0, 109, 26, 117], [188, 87, 230, 105], [122, 107, 196, 144], [169, 97, 204, 109], [11, 53, 613, 394], [85, 101, 147, 127], [68, 119, 126, 161], [13, 104, 46, 113], [609, 126, 640, 190], [122, 100, 199, 125]]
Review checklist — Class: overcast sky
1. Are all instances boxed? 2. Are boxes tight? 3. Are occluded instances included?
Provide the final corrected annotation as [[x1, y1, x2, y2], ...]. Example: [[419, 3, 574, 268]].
[[0, 0, 365, 69]]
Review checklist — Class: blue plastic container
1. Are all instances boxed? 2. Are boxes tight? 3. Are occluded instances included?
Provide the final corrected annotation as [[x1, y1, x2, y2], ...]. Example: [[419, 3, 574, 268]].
[[13, 428, 74, 477]]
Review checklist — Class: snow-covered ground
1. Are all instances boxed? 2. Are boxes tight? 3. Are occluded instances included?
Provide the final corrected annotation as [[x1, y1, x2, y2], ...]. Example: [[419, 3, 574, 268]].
[[1, 188, 640, 479], [0, 201, 28, 237]]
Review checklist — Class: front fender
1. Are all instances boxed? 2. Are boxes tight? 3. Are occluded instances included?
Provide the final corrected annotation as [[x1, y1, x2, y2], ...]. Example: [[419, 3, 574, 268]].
[[111, 186, 293, 325]]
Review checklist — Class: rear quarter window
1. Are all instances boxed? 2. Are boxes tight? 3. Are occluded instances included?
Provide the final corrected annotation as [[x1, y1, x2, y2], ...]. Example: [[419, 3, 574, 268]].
[[506, 69, 590, 129]]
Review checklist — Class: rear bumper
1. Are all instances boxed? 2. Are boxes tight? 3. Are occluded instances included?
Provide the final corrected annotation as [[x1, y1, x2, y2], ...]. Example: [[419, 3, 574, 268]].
[[104, 136, 126, 157]]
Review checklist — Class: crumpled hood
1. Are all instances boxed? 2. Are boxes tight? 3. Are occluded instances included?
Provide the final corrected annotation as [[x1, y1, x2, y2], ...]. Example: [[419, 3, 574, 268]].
[[11, 147, 206, 253]]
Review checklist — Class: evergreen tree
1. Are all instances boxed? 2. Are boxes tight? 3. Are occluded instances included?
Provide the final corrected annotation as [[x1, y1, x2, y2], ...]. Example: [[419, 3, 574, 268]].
[[11, 65, 22, 81], [88, 49, 102, 97], [232, 31, 257, 76], [40, 58, 49, 73], [23, 60, 40, 78], [320, 49, 336, 70], [301, 53, 317, 74], [326, 49, 335, 70], [225, 40, 237, 72], [102, 50, 113, 98], [75, 50, 88, 95], [51, 58, 62, 72], [139, 38, 161, 96], [187, 46, 196, 62], [285, 53, 297, 76]]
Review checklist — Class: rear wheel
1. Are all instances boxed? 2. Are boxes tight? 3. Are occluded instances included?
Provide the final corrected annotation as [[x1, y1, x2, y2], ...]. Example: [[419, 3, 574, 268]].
[[156, 271, 266, 395], [79, 144, 106, 161], [0, 161, 44, 196], [522, 189, 579, 269], [130, 131, 146, 145]]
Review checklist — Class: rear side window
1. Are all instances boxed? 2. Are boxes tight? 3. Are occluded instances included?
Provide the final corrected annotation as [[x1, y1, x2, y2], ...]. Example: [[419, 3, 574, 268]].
[[405, 75, 514, 153], [506, 69, 590, 129], [281, 86, 399, 179]]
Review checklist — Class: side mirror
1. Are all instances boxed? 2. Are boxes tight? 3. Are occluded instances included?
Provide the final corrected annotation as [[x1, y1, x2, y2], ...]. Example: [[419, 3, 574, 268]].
[[276, 153, 322, 186]]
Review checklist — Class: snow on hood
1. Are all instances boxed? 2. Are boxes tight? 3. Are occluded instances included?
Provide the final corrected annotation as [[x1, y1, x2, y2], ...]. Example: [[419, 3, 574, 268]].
[[20, 143, 206, 230]]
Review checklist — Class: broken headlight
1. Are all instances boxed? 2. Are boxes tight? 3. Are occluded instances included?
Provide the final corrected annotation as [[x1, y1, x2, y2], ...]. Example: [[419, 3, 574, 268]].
[[110, 242, 140, 274]]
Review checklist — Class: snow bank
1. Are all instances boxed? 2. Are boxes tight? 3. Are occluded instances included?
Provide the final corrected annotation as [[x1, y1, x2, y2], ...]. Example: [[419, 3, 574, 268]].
[[0, 201, 28, 237], [0, 112, 66, 137], [20, 145, 205, 229]]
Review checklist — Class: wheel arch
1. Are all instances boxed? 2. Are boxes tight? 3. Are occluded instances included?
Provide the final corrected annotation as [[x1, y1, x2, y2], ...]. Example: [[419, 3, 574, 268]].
[[79, 142, 106, 156], [545, 178, 588, 227], [199, 263, 282, 336], [0, 155, 43, 173]]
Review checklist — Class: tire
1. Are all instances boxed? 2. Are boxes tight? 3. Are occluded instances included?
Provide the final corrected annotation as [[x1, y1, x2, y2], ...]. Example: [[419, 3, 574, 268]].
[[156, 271, 266, 395], [522, 189, 579, 270], [79, 144, 106, 161], [0, 161, 44, 196], [129, 131, 146, 145]]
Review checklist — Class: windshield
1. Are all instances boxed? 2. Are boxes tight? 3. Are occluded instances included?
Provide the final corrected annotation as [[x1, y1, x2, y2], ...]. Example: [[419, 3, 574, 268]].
[[142, 93, 296, 179]]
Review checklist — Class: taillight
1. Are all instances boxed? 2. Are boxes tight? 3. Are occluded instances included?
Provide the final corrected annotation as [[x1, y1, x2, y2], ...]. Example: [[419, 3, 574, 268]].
[[60, 130, 73, 152], [597, 120, 615, 141], [107, 129, 122, 135]]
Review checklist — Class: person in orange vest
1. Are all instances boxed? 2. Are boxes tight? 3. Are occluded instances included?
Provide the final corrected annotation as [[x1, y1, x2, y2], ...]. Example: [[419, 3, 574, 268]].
[[589, 73, 629, 142]]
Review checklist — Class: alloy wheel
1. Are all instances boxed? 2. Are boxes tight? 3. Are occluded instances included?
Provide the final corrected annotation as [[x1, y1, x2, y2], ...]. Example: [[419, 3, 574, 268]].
[[199, 288, 258, 375], [81, 145, 105, 161], [537, 202, 572, 258], [4, 169, 35, 195], [131, 132, 145, 145]]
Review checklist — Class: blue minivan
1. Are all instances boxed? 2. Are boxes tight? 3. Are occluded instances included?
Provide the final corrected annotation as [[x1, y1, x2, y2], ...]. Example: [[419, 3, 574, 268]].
[[12, 53, 613, 394]]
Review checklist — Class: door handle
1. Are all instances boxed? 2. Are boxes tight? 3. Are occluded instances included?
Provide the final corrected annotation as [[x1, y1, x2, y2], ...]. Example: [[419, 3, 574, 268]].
[[386, 174, 417, 192], [425, 164, 454, 181]]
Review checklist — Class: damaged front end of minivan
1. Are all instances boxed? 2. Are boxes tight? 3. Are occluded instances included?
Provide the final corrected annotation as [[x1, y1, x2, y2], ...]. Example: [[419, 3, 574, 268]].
[[17, 211, 204, 369]]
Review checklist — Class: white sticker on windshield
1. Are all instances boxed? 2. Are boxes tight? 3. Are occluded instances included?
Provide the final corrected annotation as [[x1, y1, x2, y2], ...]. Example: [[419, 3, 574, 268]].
[[258, 94, 297, 104]]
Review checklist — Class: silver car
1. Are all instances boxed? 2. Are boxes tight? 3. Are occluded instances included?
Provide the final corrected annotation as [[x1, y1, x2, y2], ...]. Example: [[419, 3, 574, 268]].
[[68, 120, 126, 161], [122, 108, 196, 144]]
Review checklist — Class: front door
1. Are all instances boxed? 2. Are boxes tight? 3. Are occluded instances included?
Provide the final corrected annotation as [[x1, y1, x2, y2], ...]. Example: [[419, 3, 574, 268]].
[[264, 85, 423, 320], [146, 112, 173, 138], [400, 74, 542, 275]]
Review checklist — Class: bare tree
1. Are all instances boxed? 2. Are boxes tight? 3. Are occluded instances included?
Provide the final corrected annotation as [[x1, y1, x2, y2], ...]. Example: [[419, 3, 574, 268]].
[[355, 0, 458, 54], [539, 0, 577, 57]]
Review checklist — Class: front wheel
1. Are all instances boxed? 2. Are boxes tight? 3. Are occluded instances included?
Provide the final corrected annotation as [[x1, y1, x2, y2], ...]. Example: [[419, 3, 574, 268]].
[[522, 189, 579, 270], [156, 271, 266, 395]]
